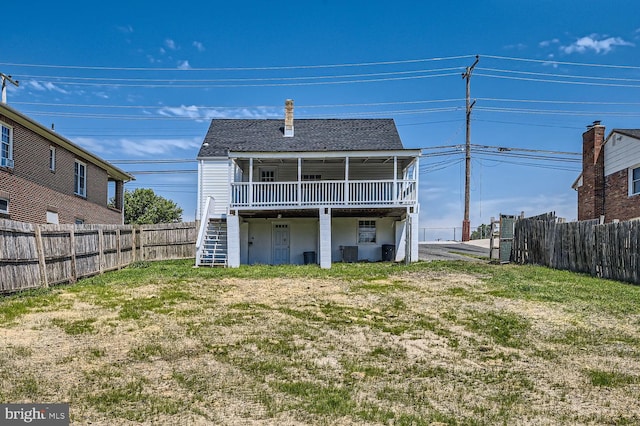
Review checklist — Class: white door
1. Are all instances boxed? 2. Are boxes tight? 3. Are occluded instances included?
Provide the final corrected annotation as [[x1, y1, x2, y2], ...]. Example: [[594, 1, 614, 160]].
[[272, 223, 290, 265]]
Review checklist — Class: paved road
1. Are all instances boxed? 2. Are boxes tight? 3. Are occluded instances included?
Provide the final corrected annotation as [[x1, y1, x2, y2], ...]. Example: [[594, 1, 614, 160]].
[[419, 242, 490, 262]]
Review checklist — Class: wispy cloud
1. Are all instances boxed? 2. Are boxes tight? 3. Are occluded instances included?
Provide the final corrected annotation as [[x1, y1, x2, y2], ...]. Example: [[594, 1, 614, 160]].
[[503, 43, 527, 50], [177, 60, 191, 70], [116, 25, 134, 34], [74, 137, 110, 155], [539, 38, 559, 48], [193, 41, 205, 52], [165, 39, 178, 50], [119, 137, 201, 156], [26, 80, 69, 94], [561, 34, 634, 54], [542, 53, 559, 68], [157, 105, 281, 122]]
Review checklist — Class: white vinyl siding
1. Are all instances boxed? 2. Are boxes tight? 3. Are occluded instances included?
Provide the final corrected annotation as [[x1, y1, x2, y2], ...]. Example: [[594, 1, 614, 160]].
[[604, 133, 640, 177], [198, 158, 230, 217], [250, 162, 399, 182]]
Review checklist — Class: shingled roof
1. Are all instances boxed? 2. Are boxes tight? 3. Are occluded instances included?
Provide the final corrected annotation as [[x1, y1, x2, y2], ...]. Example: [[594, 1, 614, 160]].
[[197, 119, 405, 157], [611, 129, 640, 140]]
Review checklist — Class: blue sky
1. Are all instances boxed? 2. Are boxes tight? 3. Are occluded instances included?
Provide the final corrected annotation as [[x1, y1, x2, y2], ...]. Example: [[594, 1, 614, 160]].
[[2, 1, 640, 239]]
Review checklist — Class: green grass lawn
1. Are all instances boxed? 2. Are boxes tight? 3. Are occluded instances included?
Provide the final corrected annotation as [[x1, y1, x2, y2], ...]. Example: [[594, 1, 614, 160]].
[[1, 259, 639, 425]]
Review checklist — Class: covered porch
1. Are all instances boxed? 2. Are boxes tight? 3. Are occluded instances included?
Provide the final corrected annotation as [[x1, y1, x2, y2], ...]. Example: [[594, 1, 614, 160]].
[[228, 150, 420, 210]]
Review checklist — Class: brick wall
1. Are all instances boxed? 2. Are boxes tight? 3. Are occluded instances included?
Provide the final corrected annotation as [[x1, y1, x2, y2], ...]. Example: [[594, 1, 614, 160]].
[[0, 113, 122, 224], [577, 123, 605, 221], [604, 169, 640, 222]]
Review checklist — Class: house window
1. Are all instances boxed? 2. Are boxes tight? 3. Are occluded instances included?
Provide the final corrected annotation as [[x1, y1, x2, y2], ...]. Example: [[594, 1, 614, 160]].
[[74, 160, 86, 197], [49, 146, 56, 171], [1, 123, 13, 168], [75, 218, 85, 225], [260, 169, 276, 182], [46, 210, 59, 224], [632, 166, 640, 196], [303, 174, 322, 181], [0, 198, 8, 214], [358, 220, 376, 244]]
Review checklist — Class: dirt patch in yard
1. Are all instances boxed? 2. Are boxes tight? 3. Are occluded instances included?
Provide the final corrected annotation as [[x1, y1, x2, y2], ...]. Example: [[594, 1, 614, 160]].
[[1, 266, 639, 425]]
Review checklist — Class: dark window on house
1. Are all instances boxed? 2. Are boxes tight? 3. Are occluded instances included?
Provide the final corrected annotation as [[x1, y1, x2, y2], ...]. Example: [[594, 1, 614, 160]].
[[74, 160, 86, 197], [632, 166, 640, 195], [1, 123, 13, 168], [260, 169, 276, 182], [358, 220, 376, 244], [302, 174, 322, 181], [75, 218, 85, 225], [49, 146, 56, 171], [0, 198, 8, 214]]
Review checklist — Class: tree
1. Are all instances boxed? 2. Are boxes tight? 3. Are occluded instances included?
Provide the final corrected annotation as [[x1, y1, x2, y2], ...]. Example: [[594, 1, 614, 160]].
[[471, 223, 490, 240], [120, 188, 183, 225]]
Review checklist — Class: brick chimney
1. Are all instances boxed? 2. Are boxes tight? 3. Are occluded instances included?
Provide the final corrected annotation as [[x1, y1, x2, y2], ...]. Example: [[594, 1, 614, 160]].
[[578, 120, 605, 221], [284, 99, 294, 137]]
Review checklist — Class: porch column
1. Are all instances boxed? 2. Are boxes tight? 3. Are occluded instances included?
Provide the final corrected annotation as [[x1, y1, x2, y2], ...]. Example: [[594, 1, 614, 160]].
[[297, 157, 302, 206], [394, 219, 407, 262], [408, 211, 419, 263], [393, 156, 398, 204], [319, 207, 332, 269], [227, 212, 241, 268], [344, 157, 349, 205], [248, 158, 254, 207]]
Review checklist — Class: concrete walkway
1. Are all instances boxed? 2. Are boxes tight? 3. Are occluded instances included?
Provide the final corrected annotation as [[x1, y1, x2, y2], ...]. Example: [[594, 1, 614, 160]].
[[419, 239, 491, 262]]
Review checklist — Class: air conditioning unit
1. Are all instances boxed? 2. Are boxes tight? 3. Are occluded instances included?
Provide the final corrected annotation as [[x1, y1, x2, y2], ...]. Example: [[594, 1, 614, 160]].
[[341, 246, 358, 263]]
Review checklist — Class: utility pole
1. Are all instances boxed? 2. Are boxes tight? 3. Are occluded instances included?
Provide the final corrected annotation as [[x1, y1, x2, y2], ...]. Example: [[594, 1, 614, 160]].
[[1, 73, 20, 104], [461, 55, 479, 242]]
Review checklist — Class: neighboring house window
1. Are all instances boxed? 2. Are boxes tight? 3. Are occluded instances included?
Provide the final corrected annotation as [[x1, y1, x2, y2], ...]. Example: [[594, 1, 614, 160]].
[[74, 160, 86, 196], [358, 220, 376, 244], [0, 198, 8, 214], [46, 210, 59, 224], [1, 123, 13, 168], [632, 166, 640, 196], [49, 146, 56, 171], [75, 218, 85, 225]]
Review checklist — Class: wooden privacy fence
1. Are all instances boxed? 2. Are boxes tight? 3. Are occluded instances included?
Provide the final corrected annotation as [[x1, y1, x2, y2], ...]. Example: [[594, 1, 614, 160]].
[[0, 220, 197, 294], [513, 213, 640, 285]]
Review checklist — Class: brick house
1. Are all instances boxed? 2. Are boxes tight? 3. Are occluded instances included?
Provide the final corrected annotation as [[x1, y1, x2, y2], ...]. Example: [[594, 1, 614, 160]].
[[0, 103, 134, 224], [195, 100, 420, 268], [573, 121, 640, 222]]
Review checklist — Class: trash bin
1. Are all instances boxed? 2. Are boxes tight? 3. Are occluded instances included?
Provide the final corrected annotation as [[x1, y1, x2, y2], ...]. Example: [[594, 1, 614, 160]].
[[303, 251, 316, 264], [382, 244, 395, 261]]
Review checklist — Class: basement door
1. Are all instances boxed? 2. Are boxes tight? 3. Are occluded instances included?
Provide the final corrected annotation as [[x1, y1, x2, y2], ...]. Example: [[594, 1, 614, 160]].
[[272, 223, 290, 265]]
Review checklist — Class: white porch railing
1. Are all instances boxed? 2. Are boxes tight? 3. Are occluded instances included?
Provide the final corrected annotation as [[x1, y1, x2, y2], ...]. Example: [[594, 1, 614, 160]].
[[230, 180, 416, 208], [195, 196, 215, 267]]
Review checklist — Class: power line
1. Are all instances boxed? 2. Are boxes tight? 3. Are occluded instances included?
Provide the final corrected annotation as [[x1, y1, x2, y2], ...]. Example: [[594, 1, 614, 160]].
[[481, 54, 640, 71], [476, 72, 640, 89], [15, 72, 462, 88], [477, 67, 640, 83], [0, 55, 476, 72]]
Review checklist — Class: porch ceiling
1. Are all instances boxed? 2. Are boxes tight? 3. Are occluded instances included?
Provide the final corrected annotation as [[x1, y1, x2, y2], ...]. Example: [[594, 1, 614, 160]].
[[235, 207, 408, 219]]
